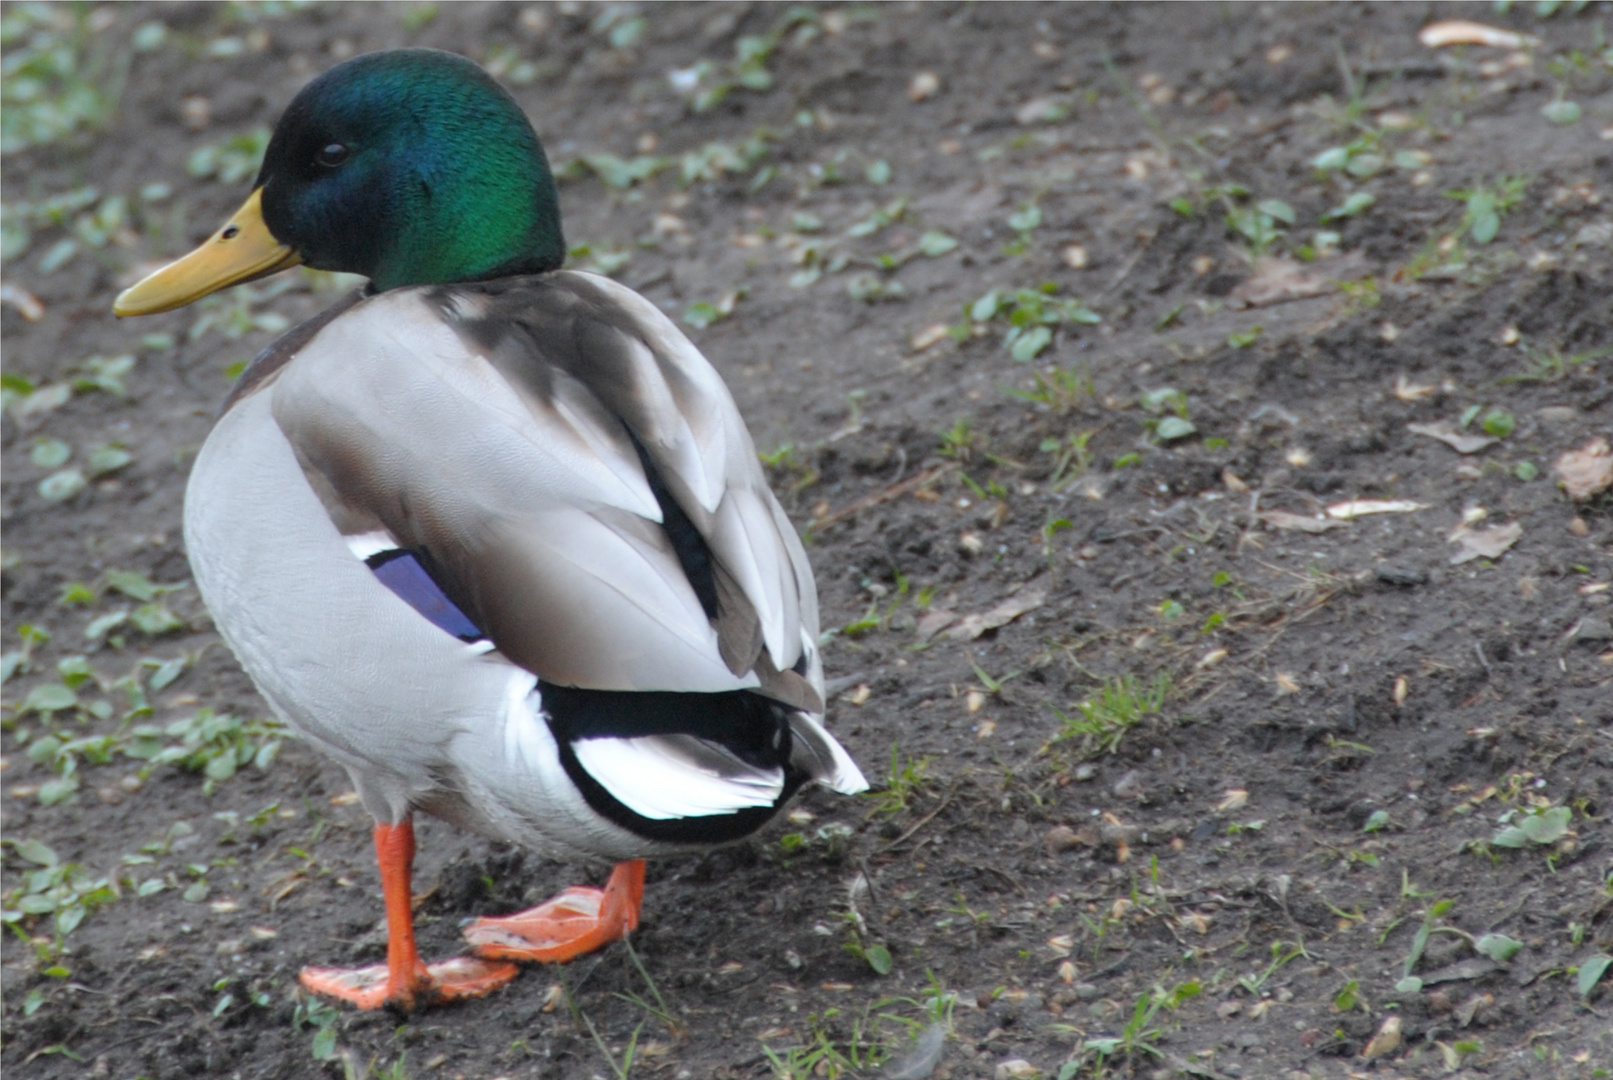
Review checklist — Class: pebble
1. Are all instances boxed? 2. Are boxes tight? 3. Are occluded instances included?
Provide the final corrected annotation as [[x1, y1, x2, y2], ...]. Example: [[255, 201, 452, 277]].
[[1043, 825, 1082, 855], [1112, 769, 1144, 799], [907, 71, 941, 103], [995, 1061, 1037, 1080], [1569, 516, 1589, 537], [1074, 982, 1099, 1001], [1375, 564, 1427, 587], [1573, 616, 1613, 642], [1073, 763, 1097, 781]]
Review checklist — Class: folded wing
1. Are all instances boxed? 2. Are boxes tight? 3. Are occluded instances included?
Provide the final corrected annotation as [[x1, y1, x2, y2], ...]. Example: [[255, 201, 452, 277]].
[[269, 272, 824, 715]]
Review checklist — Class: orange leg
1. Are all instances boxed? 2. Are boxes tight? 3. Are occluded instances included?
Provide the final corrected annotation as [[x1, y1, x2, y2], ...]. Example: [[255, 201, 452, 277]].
[[300, 819, 517, 1010], [462, 859, 646, 962]]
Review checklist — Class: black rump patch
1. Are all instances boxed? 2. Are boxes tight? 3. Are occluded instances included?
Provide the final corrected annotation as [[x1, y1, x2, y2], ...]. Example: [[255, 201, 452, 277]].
[[542, 682, 807, 844]]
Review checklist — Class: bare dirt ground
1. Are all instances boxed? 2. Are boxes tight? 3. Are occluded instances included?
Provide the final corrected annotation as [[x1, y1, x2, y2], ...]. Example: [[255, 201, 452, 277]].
[[4, 3, 1612, 1079]]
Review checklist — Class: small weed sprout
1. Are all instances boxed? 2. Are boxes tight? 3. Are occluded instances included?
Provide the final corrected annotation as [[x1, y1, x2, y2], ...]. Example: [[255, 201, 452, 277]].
[[759, 443, 822, 505], [1, 839, 118, 960], [0, 4, 128, 154], [672, 7, 822, 113], [1076, 980, 1202, 1073], [1499, 342, 1609, 384], [1139, 387, 1195, 442], [839, 879, 892, 975], [1446, 177, 1530, 245], [1009, 364, 1094, 416], [186, 127, 272, 185], [936, 417, 981, 462], [1038, 431, 1095, 490], [867, 743, 931, 817], [1236, 940, 1306, 995], [292, 994, 342, 1061], [1050, 675, 1170, 758], [954, 284, 1099, 362]]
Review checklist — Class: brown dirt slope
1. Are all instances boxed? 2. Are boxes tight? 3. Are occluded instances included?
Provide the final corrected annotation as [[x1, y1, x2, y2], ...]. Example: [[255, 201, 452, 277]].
[[3, 3, 1611, 1079]]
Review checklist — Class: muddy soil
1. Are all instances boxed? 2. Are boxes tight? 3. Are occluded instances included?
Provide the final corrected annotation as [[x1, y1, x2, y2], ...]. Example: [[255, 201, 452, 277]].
[[3, 3, 1612, 1079]]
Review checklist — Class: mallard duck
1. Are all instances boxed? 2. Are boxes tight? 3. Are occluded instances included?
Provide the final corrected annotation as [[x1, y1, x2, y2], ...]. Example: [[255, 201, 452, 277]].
[[114, 48, 865, 1011]]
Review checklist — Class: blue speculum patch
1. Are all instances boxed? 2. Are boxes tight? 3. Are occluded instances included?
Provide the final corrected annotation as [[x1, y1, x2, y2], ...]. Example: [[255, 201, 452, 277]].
[[366, 550, 484, 641]]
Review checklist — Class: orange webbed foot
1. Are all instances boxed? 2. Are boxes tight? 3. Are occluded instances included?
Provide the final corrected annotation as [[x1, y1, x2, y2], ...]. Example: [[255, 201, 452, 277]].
[[300, 955, 517, 1011], [463, 859, 645, 963]]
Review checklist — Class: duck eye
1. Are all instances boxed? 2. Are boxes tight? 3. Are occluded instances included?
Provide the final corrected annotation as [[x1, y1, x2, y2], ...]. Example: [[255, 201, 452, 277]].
[[316, 143, 350, 167]]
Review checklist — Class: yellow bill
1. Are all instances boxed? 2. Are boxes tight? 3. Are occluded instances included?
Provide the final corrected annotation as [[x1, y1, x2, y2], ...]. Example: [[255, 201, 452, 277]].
[[114, 188, 301, 317]]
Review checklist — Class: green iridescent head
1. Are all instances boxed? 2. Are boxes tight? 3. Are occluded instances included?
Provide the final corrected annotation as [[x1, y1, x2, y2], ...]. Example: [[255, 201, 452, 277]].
[[113, 49, 562, 317], [257, 48, 565, 290]]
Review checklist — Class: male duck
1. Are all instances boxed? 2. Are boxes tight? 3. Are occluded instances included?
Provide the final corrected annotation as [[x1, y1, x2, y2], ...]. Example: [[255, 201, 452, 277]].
[[115, 48, 865, 1011]]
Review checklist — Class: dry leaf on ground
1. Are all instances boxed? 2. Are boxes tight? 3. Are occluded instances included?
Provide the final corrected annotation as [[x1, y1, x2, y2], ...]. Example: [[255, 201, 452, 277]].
[[1262, 510, 1344, 533], [1326, 499, 1426, 519], [1418, 20, 1536, 49], [1554, 438, 1613, 501], [0, 284, 45, 321], [1394, 374, 1435, 401], [1408, 421, 1498, 454], [1361, 1015, 1403, 1060], [910, 322, 950, 351], [1450, 521, 1522, 565], [1230, 254, 1366, 308], [940, 583, 1049, 641], [913, 609, 958, 640]]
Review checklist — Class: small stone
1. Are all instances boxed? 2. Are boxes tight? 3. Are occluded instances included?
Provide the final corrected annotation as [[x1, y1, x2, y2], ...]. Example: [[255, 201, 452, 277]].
[[1044, 825, 1081, 855], [1015, 95, 1066, 125], [1573, 616, 1613, 642], [1455, 992, 1493, 1028], [178, 95, 211, 131], [1375, 565, 1427, 587], [1569, 516, 1590, 537], [1074, 982, 1100, 1001], [1073, 763, 1097, 781], [96, 785, 124, 806], [1112, 769, 1144, 800], [994, 1058, 1038, 1079], [119, 774, 143, 793], [1234, 1033, 1264, 1049], [908, 71, 941, 102]]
